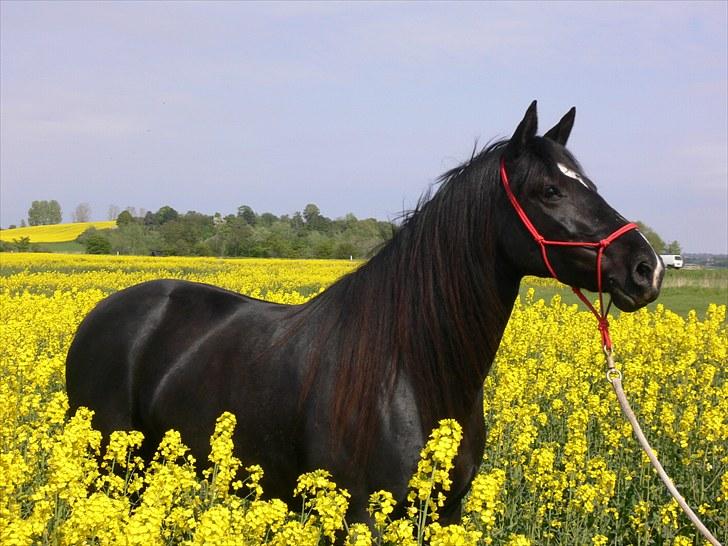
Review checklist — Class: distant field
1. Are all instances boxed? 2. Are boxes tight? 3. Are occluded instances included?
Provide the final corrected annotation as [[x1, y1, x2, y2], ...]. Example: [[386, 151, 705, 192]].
[[0, 221, 116, 243]]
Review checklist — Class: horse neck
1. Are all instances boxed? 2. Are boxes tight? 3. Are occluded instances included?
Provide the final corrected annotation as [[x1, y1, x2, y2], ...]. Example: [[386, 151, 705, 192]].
[[299, 158, 522, 449], [323, 187, 521, 426], [381, 215, 520, 415]]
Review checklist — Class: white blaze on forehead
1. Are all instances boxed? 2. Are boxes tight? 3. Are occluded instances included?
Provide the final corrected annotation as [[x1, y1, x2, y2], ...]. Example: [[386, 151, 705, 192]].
[[557, 162, 590, 189]]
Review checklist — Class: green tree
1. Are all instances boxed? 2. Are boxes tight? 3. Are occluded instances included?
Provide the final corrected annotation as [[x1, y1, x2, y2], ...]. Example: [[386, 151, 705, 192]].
[[634, 221, 666, 254], [143, 211, 158, 226], [212, 216, 255, 256], [84, 234, 112, 254], [666, 240, 682, 254], [27, 200, 62, 226], [27, 202, 44, 226], [262, 229, 293, 257], [155, 206, 179, 225], [49, 201, 62, 224], [259, 212, 278, 227], [237, 205, 257, 226], [303, 203, 332, 233], [116, 210, 135, 226], [303, 203, 321, 224], [157, 213, 214, 256], [109, 223, 161, 255], [76, 226, 99, 244], [290, 212, 305, 234], [12, 236, 31, 252], [334, 241, 357, 260]]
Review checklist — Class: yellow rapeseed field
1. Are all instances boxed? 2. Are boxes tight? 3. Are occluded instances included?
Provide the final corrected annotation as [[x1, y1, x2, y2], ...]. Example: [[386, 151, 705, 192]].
[[1, 253, 726, 545], [0, 222, 117, 243]]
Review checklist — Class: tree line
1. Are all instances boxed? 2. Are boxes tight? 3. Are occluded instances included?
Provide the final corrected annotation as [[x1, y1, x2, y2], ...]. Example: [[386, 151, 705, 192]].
[[78, 203, 394, 259], [73, 210, 684, 259], [3, 199, 682, 258]]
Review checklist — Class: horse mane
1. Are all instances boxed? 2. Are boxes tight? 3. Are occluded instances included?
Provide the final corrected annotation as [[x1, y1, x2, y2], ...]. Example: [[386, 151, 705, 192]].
[[297, 139, 518, 459]]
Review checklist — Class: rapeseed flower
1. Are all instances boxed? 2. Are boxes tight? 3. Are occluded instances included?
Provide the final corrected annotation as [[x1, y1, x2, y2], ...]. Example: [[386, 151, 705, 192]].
[[1, 254, 725, 544]]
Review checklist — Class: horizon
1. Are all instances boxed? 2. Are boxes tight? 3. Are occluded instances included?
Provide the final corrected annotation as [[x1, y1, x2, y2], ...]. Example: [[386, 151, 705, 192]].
[[2, 218, 728, 261], [1, 1, 726, 253]]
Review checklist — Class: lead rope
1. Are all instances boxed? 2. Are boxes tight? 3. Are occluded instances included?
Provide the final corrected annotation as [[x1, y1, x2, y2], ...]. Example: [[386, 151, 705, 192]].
[[604, 347, 722, 546], [499, 158, 722, 545]]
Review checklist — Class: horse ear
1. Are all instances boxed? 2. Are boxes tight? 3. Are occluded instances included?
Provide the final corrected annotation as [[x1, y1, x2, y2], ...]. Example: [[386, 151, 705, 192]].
[[544, 107, 576, 145], [505, 100, 538, 158]]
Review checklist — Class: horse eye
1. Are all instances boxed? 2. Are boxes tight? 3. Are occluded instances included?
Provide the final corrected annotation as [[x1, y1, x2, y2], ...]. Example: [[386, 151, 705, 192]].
[[544, 185, 561, 199]]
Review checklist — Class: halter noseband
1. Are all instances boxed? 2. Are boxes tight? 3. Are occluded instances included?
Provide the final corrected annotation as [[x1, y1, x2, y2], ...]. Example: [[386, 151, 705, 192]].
[[499, 157, 638, 350]]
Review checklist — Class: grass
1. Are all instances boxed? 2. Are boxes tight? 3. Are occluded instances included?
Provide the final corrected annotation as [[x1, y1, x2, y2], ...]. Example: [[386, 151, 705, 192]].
[[521, 268, 728, 319], [32, 241, 86, 253], [660, 268, 728, 288]]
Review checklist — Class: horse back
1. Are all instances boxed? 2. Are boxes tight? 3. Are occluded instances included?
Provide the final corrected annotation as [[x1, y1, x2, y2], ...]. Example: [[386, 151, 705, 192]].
[[65, 279, 299, 466]]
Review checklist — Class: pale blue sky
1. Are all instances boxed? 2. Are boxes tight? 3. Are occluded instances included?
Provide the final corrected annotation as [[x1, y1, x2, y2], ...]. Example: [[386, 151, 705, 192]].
[[1, 1, 726, 253]]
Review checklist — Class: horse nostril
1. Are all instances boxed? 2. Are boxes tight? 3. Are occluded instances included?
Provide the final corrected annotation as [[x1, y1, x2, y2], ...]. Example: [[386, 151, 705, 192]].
[[633, 261, 653, 284]]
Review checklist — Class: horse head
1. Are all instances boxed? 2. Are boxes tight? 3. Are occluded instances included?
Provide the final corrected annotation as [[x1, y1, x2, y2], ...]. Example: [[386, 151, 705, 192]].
[[499, 101, 663, 311]]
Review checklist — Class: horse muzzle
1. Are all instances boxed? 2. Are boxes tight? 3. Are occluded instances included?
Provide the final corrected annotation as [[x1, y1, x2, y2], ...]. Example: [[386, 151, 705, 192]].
[[607, 252, 664, 311]]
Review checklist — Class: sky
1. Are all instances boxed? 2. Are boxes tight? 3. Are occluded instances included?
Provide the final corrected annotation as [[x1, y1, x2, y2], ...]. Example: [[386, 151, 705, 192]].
[[1, 1, 726, 253]]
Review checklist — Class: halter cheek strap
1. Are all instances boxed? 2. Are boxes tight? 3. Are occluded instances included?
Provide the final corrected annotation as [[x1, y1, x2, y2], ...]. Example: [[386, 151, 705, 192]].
[[499, 158, 638, 350]]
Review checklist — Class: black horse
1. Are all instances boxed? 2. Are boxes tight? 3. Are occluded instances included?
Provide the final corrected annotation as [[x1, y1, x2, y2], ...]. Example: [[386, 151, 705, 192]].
[[65, 102, 663, 525]]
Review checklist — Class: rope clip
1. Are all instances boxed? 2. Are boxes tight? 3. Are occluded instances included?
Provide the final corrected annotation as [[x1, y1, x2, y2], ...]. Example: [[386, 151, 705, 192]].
[[603, 345, 621, 383], [606, 367, 622, 384]]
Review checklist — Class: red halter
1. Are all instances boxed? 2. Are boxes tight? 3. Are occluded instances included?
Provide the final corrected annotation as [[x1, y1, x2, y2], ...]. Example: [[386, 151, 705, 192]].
[[499, 158, 638, 350]]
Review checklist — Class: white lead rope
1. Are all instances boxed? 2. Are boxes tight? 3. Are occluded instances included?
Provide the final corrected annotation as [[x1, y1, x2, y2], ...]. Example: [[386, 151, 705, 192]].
[[605, 351, 722, 546]]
